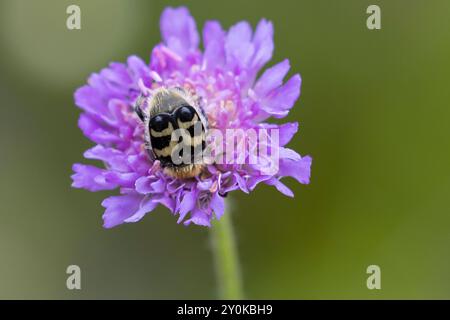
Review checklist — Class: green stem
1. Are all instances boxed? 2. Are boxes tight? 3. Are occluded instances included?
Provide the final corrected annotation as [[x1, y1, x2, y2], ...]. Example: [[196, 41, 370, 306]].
[[210, 207, 244, 299]]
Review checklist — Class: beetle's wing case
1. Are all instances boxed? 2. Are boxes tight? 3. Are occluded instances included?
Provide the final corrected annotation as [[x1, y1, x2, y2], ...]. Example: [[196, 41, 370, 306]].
[[149, 87, 208, 129], [143, 88, 183, 162], [173, 86, 209, 131]]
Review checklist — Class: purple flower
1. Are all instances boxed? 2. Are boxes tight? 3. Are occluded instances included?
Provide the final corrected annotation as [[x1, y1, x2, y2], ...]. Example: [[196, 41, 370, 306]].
[[71, 7, 312, 228]]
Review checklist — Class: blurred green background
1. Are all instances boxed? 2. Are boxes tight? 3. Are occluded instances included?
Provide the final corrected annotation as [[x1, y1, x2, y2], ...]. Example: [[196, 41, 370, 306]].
[[0, 0, 449, 299]]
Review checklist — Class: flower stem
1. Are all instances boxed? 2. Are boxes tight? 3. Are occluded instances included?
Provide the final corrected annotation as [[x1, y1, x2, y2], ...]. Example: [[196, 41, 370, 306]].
[[210, 208, 244, 299]]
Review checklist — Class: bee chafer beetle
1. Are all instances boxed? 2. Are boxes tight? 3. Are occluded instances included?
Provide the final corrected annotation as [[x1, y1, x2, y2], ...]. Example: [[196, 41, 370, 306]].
[[134, 87, 208, 179]]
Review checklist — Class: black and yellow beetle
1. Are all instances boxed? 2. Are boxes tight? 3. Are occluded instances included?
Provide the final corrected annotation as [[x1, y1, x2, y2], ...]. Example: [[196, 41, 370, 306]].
[[134, 87, 208, 178]]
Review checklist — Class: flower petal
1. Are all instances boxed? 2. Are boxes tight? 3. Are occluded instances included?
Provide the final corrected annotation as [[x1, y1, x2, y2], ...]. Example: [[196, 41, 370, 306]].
[[266, 178, 294, 197], [79, 125, 120, 145], [278, 155, 312, 184], [74, 84, 108, 117], [177, 190, 197, 223], [225, 21, 254, 72], [135, 176, 153, 194], [126, 55, 151, 86], [83, 145, 129, 171], [258, 122, 299, 147], [160, 7, 199, 56], [254, 59, 290, 97], [203, 21, 226, 69], [250, 19, 274, 73], [280, 147, 302, 161], [124, 197, 158, 223], [152, 194, 176, 212], [102, 193, 142, 228], [183, 208, 211, 227], [278, 122, 299, 146], [71, 164, 118, 192], [234, 173, 249, 193], [210, 193, 225, 219], [261, 74, 301, 117], [247, 174, 272, 191]]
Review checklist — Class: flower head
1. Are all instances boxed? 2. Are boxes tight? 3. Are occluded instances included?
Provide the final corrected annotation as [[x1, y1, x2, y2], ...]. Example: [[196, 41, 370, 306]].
[[71, 7, 312, 228]]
